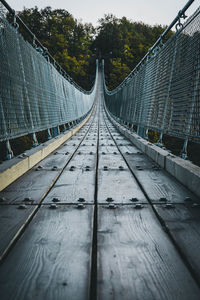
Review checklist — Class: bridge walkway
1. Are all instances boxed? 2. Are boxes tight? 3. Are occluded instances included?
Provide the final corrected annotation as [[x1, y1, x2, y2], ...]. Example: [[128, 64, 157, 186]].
[[0, 77, 200, 299]]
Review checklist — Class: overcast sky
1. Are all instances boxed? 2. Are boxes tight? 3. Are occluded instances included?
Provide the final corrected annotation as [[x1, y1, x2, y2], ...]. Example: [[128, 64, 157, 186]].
[[5, 0, 200, 27]]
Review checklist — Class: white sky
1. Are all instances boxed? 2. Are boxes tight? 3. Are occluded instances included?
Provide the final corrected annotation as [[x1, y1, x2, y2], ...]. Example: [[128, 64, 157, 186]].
[[5, 0, 200, 27]]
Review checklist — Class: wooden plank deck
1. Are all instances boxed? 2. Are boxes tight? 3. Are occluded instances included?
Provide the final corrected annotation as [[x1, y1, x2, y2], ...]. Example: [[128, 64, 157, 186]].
[[97, 205, 200, 300], [0, 205, 94, 300]]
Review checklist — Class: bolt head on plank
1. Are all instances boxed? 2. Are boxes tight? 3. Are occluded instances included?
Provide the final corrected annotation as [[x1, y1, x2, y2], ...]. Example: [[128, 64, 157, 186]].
[[108, 203, 116, 209], [135, 203, 144, 209], [184, 197, 192, 202], [78, 198, 85, 202], [106, 197, 114, 202], [0, 197, 6, 202], [159, 197, 168, 202], [130, 197, 139, 202], [77, 203, 85, 209], [49, 204, 57, 209], [18, 204, 27, 209], [192, 203, 200, 208], [165, 203, 175, 209], [52, 198, 60, 203]]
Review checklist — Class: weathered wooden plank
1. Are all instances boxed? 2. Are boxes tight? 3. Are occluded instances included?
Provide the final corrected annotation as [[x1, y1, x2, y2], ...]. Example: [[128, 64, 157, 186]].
[[99, 145, 120, 154], [43, 170, 95, 203], [154, 204, 200, 281], [122, 152, 198, 203], [67, 152, 97, 170], [117, 144, 139, 154], [97, 205, 200, 300], [98, 153, 127, 169], [78, 145, 97, 154], [0, 205, 94, 300], [0, 169, 59, 204], [34, 153, 71, 170], [0, 205, 37, 259], [98, 170, 147, 203]]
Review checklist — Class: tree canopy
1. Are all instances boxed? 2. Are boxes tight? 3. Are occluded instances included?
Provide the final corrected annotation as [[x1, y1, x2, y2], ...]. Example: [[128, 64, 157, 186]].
[[14, 7, 172, 90]]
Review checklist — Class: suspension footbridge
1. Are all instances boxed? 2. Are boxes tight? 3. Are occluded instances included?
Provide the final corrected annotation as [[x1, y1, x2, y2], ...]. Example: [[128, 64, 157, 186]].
[[0, 0, 200, 299]]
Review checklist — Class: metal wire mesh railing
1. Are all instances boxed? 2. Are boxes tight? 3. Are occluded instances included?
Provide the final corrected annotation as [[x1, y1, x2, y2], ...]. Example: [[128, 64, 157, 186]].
[[0, 7, 98, 144], [103, 2, 200, 156]]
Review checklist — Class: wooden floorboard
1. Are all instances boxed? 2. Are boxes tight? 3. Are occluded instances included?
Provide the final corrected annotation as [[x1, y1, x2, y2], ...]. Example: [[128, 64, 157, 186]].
[[0, 205, 94, 300], [97, 205, 200, 300], [120, 147, 199, 204], [0, 205, 37, 259], [154, 204, 200, 282], [98, 170, 147, 203]]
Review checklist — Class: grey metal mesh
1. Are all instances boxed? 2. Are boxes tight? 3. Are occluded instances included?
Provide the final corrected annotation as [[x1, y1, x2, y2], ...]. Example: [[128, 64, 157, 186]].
[[104, 7, 200, 143], [0, 14, 97, 141]]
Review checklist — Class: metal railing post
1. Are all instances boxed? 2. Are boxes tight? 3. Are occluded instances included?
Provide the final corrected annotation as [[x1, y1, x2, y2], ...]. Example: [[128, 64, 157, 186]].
[[5, 140, 13, 160]]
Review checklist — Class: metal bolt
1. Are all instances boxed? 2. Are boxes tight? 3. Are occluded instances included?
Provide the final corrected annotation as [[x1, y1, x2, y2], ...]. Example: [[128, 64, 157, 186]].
[[73, 144, 76, 146], [165, 203, 175, 209], [50, 204, 57, 209], [24, 197, 32, 202], [136, 166, 143, 170], [103, 166, 108, 171], [78, 198, 85, 202], [52, 197, 60, 203], [102, 152, 106, 155], [130, 197, 139, 202], [90, 152, 93, 155], [92, 144, 94, 146], [0, 197, 6, 202], [52, 166, 58, 171], [77, 203, 85, 209], [78, 152, 81, 155], [54, 152, 58, 155], [154, 167, 160, 171], [70, 166, 75, 171], [101, 144, 104, 146], [108, 203, 116, 209], [135, 203, 144, 209], [192, 203, 200, 208], [159, 197, 168, 202], [106, 197, 114, 202], [119, 166, 124, 170], [65, 152, 69, 155], [184, 197, 192, 202], [18, 204, 27, 209]]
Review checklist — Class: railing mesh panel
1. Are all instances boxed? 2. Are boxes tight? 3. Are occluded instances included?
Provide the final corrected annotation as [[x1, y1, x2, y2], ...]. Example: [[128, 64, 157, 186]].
[[104, 7, 200, 142]]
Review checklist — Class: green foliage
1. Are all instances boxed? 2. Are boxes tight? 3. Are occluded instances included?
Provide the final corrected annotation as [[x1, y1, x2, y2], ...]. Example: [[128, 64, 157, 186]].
[[108, 58, 131, 90], [94, 14, 173, 88], [13, 8, 173, 90], [16, 7, 96, 90]]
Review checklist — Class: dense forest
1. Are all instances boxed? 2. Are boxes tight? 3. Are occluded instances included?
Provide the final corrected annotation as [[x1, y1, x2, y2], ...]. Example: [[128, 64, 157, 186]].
[[15, 6, 171, 90]]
